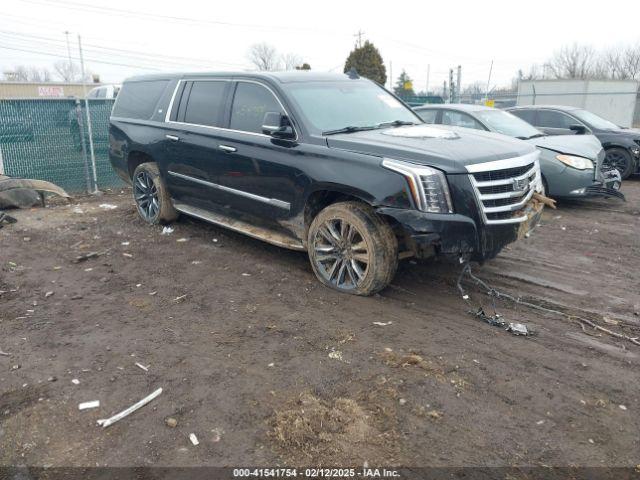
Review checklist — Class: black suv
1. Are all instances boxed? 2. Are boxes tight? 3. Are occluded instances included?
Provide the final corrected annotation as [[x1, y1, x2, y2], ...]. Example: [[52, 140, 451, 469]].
[[109, 72, 543, 295], [508, 105, 640, 179]]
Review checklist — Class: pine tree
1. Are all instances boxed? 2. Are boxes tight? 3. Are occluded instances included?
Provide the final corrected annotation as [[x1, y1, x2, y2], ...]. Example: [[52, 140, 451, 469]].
[[343, 40, 387, 85], [393, 70, 415, 99]]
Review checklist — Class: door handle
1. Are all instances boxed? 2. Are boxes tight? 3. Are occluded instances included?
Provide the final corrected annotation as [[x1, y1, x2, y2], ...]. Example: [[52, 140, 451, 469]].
[[218, 145, 237, 153], [165, 134, 180, 141]]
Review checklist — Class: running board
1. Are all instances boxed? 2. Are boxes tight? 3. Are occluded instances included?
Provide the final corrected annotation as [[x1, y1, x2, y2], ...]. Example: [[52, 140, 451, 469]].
[[173, 202, 306, 251]]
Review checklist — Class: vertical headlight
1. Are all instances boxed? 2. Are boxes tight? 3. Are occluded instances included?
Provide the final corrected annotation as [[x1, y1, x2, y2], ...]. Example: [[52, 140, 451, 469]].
[[382, 158, 453, 213]]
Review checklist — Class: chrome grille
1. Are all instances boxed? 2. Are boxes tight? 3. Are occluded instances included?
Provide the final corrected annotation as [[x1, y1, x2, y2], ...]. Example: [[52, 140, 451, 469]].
[[466, 151, 541, 225]]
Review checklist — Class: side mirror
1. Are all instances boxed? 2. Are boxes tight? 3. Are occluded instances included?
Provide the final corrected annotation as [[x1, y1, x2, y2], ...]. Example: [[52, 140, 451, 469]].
[[569, 124, 587, 135], [262, 112, 295, 139]]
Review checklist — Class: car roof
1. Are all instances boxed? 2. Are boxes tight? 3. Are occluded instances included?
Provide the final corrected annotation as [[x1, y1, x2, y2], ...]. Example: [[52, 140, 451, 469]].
[[508, 105, 580, 112], [124, 71, 362, 84], [413, 103, 493, 112]]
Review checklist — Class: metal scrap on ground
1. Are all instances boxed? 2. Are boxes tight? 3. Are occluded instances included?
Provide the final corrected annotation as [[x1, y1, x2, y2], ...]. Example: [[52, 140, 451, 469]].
[[97, 387, 163, 428]]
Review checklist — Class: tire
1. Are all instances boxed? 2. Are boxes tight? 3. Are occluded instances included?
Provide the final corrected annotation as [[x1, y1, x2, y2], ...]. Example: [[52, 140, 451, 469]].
[[132, 162, 178, 225], [307, 201, 398, 296], [604, 147, 634, 179]]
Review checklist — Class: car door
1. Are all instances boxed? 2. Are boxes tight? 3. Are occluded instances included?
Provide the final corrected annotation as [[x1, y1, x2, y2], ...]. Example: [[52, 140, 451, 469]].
[[163, 79, 233, 211], [536, 109, 584, 136], [208, 80, 303, 226]]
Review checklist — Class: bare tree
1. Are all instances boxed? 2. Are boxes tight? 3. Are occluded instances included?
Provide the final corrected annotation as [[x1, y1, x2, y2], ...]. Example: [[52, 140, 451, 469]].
[[247, 43, 280, 71], [620, 43, 640, 80], [280, 52, 302, 71], [548, 43, 596, 79], [53, 60, 83, 82]]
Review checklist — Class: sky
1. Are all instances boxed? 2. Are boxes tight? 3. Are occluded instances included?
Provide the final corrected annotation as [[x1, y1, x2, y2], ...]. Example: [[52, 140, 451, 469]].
[[1, 0, 640, 91]]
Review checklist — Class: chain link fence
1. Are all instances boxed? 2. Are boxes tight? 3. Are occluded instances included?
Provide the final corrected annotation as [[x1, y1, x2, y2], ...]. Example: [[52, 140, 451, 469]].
[[0, 98, 124, 193]]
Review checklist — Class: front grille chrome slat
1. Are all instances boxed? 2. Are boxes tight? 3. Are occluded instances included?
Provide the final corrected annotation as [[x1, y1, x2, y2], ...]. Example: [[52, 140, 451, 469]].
[[466, 152, 541, 225]]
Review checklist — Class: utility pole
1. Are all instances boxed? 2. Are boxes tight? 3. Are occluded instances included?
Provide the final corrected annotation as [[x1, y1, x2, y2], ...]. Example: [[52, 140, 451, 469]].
[[78, 34, 99, 194], [354, 30, 365, 48], [426, 64, 430, 95], [389, 61, 393, 91], [448, 68, 454, 103], [443, 81, 447, 101], [456, 65, 461, 103], [63, 31, 73, 77], [484, 59, 494, 103]]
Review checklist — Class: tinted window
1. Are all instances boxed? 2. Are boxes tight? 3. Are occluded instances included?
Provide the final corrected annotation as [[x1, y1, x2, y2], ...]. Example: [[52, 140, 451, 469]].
[[536, 110, 575, 129], [416, 109, 438, 123], [183, 81, 227, 127], [441, 110, 483, 130], [475, 109, 540, 138], [112, 80, 169, 120], [510, 109, 535, 124], [230, 82, 284, 133]]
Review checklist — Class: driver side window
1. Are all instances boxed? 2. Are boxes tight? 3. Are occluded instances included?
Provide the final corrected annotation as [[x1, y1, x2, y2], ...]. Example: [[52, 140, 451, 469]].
[[537, 110, 578, 129], [441, 110, 484, 130], [230, 82, 284, 134]]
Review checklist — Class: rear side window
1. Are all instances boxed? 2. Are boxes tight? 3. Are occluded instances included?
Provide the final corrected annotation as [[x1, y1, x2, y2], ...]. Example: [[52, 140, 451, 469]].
[[183, 81, 227, 127], [230, 82, 284, 134], [536, 110, 574, 128], [112, 80, 169, 120], [441, 110, 483, 130], [511, 109, 535, 124], [416, 109, 438, 123]]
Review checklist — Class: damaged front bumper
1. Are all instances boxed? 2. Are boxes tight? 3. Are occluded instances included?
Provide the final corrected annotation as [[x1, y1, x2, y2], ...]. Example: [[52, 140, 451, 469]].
[[378, 195, 543, 263], [566, 168, 625, 200]]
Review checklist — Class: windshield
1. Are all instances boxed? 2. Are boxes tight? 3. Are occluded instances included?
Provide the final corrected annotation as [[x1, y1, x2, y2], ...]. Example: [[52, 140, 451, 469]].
[[285, 80, 420, 133], [475, 109, 541, 138], [572, 109, 618, 130]]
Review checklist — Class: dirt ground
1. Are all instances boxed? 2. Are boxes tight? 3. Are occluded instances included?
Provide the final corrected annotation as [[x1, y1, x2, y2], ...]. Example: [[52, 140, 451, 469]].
[[1, 178, 639, 470]]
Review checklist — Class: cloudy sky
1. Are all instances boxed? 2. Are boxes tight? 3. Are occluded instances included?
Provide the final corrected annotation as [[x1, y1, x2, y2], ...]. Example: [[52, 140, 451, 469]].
[[1, 0, 639, 90]]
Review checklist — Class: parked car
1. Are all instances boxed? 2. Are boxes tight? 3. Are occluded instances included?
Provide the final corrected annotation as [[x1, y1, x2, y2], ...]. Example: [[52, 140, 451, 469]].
[[507, 105, 640, 179], [87, 84, 121, 99], [413, 104, 624, 200], [109, 71, 544, 295]]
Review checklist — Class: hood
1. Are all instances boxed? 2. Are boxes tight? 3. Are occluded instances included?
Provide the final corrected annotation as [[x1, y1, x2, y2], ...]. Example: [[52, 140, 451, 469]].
[[326, 124, 536, 174], [527, 134, 602, 159]]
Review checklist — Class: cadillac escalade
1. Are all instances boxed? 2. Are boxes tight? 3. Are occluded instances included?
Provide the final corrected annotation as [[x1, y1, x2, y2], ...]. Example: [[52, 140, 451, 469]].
[[109, 71, 543, 295]]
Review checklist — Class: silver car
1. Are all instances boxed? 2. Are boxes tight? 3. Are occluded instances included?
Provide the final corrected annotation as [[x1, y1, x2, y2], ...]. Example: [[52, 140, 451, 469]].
[[413, 104, 623, 200]]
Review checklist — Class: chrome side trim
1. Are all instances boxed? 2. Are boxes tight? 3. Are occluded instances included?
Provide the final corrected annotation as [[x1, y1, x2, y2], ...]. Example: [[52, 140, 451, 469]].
[[163, 78, 299, 141], [167, 171, 290, 211]]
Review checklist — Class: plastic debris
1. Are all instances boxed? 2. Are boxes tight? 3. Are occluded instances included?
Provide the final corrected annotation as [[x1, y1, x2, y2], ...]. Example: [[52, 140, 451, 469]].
[[79, 400, 100, 411], [165, 417, 178, 428], [173, 294, 188, 303], [619, 405, 627, 411], [135, 362, 149, 372], [71, 378, 80, 385], [97, 387, 162, 428], [189, 433, 199, 446], [372, 321, 392, 326], [99, 204, 117, 210], [161, 226, 174, 235], [507, 323, 529, 336], [176, 238, 188, 243], [73, 252, 101, 263], [45, 291, 54, 298], [0, 349, 10, 356], [122, 253, 133, 258]]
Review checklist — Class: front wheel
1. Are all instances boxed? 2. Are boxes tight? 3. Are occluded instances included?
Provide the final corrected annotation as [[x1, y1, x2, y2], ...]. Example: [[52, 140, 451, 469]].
[[307, 201, 398, 296], [604, 147, 634, 179], [132, 162, 178, 224]]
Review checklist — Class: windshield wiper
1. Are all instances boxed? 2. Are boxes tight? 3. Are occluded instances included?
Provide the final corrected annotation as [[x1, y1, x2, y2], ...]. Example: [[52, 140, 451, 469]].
[[516, 133, 546, 140], [377, 120, 416, 128], [322, 125, 377, 136]]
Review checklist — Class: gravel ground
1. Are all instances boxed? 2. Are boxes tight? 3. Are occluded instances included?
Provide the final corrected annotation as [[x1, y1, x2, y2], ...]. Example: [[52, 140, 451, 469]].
[[0, 178, 639, 470]]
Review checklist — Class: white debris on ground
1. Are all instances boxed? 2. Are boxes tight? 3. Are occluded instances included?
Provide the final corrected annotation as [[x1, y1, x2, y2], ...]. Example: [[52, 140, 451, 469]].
[[79, 400, 100, 411], [189, 433, 199, 446], [161, 226, 174, 235], [99, 204, 118, 210]]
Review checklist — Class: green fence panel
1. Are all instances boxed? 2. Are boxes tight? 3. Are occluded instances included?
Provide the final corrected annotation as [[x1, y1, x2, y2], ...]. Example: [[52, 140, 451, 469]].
[[0, 98, 125, 193]]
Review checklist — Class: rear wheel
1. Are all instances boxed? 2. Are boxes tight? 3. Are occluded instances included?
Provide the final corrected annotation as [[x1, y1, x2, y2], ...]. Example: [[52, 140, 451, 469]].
[[604, 147, 633, 179], [132, 162, 178, 224], [307, 201, 398, 296]]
